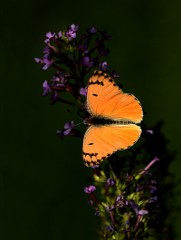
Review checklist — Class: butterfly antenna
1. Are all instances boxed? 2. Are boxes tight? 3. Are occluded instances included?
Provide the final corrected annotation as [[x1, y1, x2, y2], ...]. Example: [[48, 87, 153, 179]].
[[74, 121, 84, 127]]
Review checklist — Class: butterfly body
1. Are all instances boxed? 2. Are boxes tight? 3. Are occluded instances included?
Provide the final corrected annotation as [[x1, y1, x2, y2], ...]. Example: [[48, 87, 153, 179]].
[[85, 116, 134, 126], [83, 71, 143, 167]]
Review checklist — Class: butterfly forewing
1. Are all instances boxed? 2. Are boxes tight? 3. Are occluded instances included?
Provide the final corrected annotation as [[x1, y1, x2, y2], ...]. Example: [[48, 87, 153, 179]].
[[83, 124, 141, 166], [87, 71, 143, 123]]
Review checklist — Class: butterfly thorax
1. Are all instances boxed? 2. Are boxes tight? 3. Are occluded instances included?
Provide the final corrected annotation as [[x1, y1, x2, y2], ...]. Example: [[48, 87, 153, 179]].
[[85, 116, 134, 126]]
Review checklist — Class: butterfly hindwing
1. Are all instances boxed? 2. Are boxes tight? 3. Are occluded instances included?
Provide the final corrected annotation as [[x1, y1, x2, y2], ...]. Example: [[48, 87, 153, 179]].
[[87, 71, 143, 123], [83, 124, 141, 166]]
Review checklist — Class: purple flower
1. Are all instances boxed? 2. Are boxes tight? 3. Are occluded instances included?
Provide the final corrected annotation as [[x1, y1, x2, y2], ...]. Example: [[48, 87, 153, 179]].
[[57, 31, 62, 38], [115, 195, 123, 205], [43, 46, 52, 58], [111, 71, 119, 78], [57, 121, 75, 137], [148, 196, 157, 203], [129, 201, 139, 213], [77, 44, 88, 54], [34, 57, 42, 64], [79, 87, 87, 96], [42, 80, 51, 96], [146, 129, 153, 134], [125, 220, 129, 226], [63, 121, 75, 136], [65, 24, 79, 41], [138, 209, 149, 216], [91, 165, 99, 169], [149, 185, 157, 194], [80, 56, 93, 67], [87, 27, 97, 34], [107, 205, 115, 211], [116, 195, 123, 202], [52, 72, 67, 87], [44, 32, 56, 44], [84, 185, 96, 194], [35, 46, 54, 70], [99, 61, 108, 72], [125, 200, 129, 206], [51, 91, 59, 103], [95, 210, 100, 216], [46, 32, 55, 39], [70, 24, 79, 32], [106, 178, 115, 187], [35, 56, 54, 70], [42, 58, 54, 70], [106, 225, 114, 232], [136, 185, 144, 192], [63, 121, 74, 135]]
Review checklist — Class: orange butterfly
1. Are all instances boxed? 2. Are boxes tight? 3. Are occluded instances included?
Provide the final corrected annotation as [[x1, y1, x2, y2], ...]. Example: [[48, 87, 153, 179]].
[[83, 70, 143, 167]]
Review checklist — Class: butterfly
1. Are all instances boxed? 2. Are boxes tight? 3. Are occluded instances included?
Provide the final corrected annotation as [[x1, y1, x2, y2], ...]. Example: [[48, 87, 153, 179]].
[[83, 70, 143, 167]]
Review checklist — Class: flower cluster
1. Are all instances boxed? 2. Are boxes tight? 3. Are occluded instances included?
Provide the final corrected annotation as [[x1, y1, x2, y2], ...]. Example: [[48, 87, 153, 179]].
[[35, 24, 175, 239], [84, 123, 175, 239], [35, 24, 118, 136], [35, 24, 115, 107]]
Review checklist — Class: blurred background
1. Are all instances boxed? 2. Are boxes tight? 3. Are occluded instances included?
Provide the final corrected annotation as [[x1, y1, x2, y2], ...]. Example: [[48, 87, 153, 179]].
[[1, 0, 181, 239]]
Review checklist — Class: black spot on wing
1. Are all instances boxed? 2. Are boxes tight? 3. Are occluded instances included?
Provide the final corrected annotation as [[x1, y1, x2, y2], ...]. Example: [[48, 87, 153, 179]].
[[89, 80, 104, 86], [93, 70, 104, 77], [92, 93, 98, 96], [83, 152, 112, 167], [88, 143, 94, 145], [90, 70, 117, 87], [83, 152, 98, 157]]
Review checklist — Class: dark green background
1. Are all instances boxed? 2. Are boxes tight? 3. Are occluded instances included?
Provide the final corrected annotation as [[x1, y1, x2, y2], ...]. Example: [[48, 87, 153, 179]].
[[1, 0, 181, 239]]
